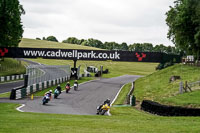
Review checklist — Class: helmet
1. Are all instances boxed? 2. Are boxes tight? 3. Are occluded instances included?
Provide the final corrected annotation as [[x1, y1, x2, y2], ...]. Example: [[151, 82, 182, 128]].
[[106, 98, 110, 102], [58, 84, 60, 86], [67, 82, 69, 83], [75, 80, 77, 82], [49, 90, 52, 93]]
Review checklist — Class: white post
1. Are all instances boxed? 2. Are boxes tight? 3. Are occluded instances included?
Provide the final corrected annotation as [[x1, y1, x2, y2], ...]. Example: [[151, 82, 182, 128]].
[[179, 81, 183, 94]]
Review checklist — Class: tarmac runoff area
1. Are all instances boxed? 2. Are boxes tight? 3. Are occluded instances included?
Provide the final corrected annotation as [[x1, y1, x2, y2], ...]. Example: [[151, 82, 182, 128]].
[[0, 75, 141, 115]]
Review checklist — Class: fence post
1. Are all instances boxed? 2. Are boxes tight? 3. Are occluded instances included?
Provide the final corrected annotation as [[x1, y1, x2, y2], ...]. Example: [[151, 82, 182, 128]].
[[179, 81, 183, 94]]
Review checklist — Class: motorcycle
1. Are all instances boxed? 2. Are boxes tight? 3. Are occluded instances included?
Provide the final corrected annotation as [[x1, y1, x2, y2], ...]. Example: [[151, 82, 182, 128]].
[[42, 95, 50, 105], [74, 83, 78, 91], [65, 85, 70, 93], [54, 89, 60, 99], [96, 103, 110, 115]]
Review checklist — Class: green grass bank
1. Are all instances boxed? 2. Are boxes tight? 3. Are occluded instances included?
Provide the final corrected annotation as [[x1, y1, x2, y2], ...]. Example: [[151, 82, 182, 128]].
[[134, 64, 200, 107]]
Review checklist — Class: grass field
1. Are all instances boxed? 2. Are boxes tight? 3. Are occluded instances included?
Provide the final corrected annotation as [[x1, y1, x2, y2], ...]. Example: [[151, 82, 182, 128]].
[[27, 59, 158, 78], [0, 58, 26, 76], [1, 38, 200, 132], [19, 38, 101, 50], [113, 83, 132, 105], [0, 84, 200, 133], [134, 64, 200, 108]]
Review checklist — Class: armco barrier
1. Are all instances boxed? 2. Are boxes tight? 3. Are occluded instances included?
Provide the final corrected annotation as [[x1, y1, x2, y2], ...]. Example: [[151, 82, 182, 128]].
[[127, 81, 135, 105], [0, 74, 24, 82], [141, 100, 200, 116], [10, 75, 70, 99]]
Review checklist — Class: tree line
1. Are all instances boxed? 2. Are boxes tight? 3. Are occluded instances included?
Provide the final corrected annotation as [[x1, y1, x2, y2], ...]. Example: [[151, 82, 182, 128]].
[[1, 0, 199, 59], [37, 36, 180, 54]]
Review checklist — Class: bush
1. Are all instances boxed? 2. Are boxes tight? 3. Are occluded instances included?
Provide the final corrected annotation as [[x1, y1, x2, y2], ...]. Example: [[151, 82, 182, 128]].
[[156, 62, 174, 70]]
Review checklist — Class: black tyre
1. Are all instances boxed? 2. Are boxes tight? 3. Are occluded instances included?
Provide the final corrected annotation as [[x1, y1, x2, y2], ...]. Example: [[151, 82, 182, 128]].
[[100, 110, 106, 115]]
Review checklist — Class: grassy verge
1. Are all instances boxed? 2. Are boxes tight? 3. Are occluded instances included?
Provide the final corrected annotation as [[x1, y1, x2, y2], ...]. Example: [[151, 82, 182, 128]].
[[0, 58, 26, 76], [0, 92, 10, 98], [134, 64, 200, 107], [0, 103, 200, 133], [113, 83, 132, 105]]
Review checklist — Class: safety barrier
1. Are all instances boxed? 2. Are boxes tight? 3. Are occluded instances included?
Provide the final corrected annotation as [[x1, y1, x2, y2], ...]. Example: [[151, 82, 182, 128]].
[[141, 100, 200, 116], [126, 81, 135, 106], [10, 75, 71, 99], [0, 74, 24, 82]]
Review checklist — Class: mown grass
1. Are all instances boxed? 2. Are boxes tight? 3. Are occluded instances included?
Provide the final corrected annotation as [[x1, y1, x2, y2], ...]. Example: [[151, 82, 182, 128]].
[[19, 38, 101, 50], [0, 92, 10, 98], [1, 64, 200, 132], [113, 83, 132, 105], [0, 58, 26, 76], [1, 38, 200, 132], [0, 103, 200, 133], [134, 64, 200, 107]]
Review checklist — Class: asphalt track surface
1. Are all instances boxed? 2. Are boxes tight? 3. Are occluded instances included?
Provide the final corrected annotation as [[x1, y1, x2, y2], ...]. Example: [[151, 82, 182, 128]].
[[0, 59, 39, 93], [18, 75, 141, 115], [0, 80, 24, 93], [0, 59, 68, 93]]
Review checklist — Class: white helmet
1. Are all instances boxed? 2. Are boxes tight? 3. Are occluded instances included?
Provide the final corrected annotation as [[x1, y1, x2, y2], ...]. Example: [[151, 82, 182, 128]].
[[49, 90, 52, 93]]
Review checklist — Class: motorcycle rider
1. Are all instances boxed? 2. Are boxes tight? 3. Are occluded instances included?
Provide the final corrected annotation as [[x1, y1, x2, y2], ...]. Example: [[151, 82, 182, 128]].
[[104, 98, 111, 106], [45, 90, 52, 100], [65, 82, 70, 93], [74, 80, 78, 90], [56, 84, 62, 94], [97, 98, 111, 114], [54, 88, 60, 99], [66, 82, 70, 87], [43, 90, 52, 104]]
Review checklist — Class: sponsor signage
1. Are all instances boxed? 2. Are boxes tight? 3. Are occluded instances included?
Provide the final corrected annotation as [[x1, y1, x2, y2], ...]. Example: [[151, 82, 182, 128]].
[[0, 47, 181, 63]]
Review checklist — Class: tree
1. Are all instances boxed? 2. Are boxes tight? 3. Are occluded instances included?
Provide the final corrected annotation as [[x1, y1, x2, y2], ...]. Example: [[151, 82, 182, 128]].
[[36, 37, 41, 40], [62, 37, 81, 44], [46, 36, 58, 42], [120, 42, 128, 51], [0, 0, 25, 47], [166, 0, 200, 59]]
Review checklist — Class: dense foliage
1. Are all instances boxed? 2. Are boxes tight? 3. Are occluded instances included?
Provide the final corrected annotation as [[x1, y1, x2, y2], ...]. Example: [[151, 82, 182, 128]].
[[46, 36, 58, 42], [0, 0, 25, 47], [62, 37, 180, 54], [166, 0, 200, 59]]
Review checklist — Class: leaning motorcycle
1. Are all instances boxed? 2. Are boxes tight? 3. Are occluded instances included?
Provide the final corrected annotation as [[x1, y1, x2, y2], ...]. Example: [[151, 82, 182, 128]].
[[96, 103, 110, 115], [74, 83, 78, 91], [65, 85, 70, 93], [42, 95, 50, 105], [54, 89, 60, 99]]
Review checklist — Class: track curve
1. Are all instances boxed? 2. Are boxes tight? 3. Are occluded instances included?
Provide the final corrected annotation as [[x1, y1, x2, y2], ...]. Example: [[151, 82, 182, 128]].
[[20, 75, 141, 115]]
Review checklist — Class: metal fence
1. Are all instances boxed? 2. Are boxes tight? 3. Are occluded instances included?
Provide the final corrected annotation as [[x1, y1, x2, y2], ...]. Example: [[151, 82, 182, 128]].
[[26, 65, 71, 86]]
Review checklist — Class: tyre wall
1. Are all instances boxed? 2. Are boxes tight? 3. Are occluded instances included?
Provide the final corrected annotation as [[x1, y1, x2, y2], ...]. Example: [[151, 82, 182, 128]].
[[141, 100, 200, 116]]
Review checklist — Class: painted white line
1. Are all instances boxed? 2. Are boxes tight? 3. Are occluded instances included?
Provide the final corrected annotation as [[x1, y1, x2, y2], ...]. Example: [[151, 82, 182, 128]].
[[107, 83, 128, 116], [16, 104, 25, 112]]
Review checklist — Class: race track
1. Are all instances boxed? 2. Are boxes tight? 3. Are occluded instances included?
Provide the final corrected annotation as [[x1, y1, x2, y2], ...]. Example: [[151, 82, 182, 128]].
[[20, 75, 141, 115]]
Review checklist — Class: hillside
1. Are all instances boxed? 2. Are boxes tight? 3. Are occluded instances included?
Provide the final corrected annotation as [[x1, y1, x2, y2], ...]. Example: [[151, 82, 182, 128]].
[[135, 64, 200, 107], [19, 38, 102, 50]]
